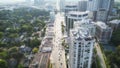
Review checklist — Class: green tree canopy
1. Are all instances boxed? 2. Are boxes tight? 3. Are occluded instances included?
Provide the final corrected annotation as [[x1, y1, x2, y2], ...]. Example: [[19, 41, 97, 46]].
[[18, 64, 24, 68], [0, 32, 4, 39], [105, 45, 120, 67], [30, 38, 41, 47], [32, 47, 39, 53], [111, 28, 120, 46], [0, 59, 8, 68]]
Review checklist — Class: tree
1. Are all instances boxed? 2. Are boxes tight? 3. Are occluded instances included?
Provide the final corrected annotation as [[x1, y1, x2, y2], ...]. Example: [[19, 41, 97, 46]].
[[0, 32, 3, 39], [18, 64, 24, 68], [111, 28, 120, 46], [0, 42, 7, 47], [8, 46, 18, 54], [41, 27, 46, 37], [8, 33, 19, 38], [61, 22, 65, 34], [32, 47, 38, 53], [116, 45, 120, 55], [30, 38, 41, 47], [105, 45, 120, 67], [0, 59, 8, 68], [21, 24, 33, 33], [0, 49, 8, 59], [8, 47, 23, 61]]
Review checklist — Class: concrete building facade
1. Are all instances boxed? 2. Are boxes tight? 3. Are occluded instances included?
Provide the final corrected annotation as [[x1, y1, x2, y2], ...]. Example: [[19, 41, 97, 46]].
[[65, 11, 89, 34], [96, 9, 108, 22], [78, 0, 87, 11], [69, 27, 95, 68], [56, 0, 65, 12], [108, 19, 120, 31], [95, 21, 113, 44], [65, 4, 78, 14], [87, 0, 114, 22]]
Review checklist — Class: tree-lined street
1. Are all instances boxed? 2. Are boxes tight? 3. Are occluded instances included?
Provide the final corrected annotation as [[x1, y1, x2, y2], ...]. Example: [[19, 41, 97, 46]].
[[51, 13, 66, 68]]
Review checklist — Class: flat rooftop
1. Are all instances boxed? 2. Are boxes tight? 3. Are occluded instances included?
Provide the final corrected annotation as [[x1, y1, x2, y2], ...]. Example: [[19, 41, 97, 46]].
[[71, 27, 93, 40], [68, 11, 89, 15], [110, 19, 120, 24], [65, 2, 77, 6], [74, 19, 94, 26], [96, 21, 108, 29]]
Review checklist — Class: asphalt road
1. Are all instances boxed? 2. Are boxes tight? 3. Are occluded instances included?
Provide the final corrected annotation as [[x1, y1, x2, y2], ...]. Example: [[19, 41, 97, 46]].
[[51, 13, 66, 68]]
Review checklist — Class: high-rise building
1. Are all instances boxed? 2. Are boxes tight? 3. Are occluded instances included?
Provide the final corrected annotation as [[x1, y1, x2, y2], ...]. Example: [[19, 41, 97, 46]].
[[65, 11, 89, 34], [95, 21, 113, 44], [87, 0, 114, 22], [109, 0, 115, 14], [87, 0, 113, 11], [65, 4, 78, 14], [96, 9, 108, 22], [56, 0, 65, 12], [87, 0, 99, 11], [98, 0, 113, 11], [69, 27, 95, 68], [78, 0, 87, 11]]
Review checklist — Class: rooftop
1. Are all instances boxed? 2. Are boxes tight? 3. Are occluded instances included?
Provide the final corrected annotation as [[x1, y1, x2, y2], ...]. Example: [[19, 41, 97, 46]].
[[71, 27, 93, 40], [74, 19, 95, 27], [109, 19, 120, 24], [96, 21, 108, 29], [65, 2, 77, 6], [68, 11, 89, 15]]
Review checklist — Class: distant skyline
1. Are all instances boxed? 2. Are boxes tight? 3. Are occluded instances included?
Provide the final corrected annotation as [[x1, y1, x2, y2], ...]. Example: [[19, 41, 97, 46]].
[[0, 0, 119, 4], [0, 0, 79, 3]]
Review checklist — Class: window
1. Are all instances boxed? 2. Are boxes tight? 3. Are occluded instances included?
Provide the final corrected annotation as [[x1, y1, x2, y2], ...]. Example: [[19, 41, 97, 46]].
[[74, 42, 76, 44], [79, 44, 81, 47], [88, 42, 91, 44], [71, 14, 77, 17], [78, 15, 81, 17], [74, 54, 76, 57], [83, 14, 88, 17], [79, 42, 81, 44]]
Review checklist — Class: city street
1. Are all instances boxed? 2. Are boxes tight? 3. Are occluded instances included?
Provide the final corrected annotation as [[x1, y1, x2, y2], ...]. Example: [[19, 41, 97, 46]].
[[51, 13, 66, 68]]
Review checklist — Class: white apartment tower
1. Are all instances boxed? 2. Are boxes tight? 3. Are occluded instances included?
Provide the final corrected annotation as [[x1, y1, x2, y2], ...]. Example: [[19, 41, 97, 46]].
[[65, 11, 89, 34], [69, 27, 95, 68], [65, 4, 78, 14]]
